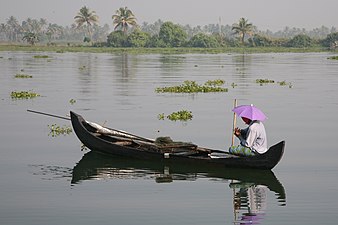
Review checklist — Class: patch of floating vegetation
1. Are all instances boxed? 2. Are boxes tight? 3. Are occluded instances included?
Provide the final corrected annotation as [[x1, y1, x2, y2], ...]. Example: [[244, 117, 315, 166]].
[[14, 73, 33, 78], [278, 80, 293, 88], [256, 79, 275, 84], [79, 65, 87, 70], [48, 124, 72, 137], [69, 99, 76, 105], [11, 91, 40, 99], [256, 78, 293, 88], [328, 56, 338, 60], [158, 110, 193, 121], [33, 55, 49, 58], [155, 80, 228, 93], [204, 79, 225, 86]]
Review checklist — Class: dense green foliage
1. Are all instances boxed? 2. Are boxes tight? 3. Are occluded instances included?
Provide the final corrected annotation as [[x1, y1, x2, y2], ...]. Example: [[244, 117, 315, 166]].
[[188, 33, 220, 48], [286, 34, 314, 47], [321, 32, 338, 47], [107, 30, 126, 47], [158, 22, 187, 47], [126, 29, 150, 47]]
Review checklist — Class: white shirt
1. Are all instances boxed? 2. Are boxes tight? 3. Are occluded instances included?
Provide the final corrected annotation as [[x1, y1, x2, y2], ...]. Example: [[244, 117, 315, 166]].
[[239, 120, 268, 154]]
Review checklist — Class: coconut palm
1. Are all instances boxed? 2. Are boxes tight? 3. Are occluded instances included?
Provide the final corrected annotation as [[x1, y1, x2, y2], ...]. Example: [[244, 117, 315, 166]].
[[112, 7, 137, 34], [232, 18, 254, 45], [74, 6, 99, 41], [6, 16, 21, 42], [46, 23, 63, 43], [22, 32, 39, 45]]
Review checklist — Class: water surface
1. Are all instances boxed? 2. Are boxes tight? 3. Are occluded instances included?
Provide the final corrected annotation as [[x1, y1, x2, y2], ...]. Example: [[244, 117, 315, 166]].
[[0, 51, 337, 225]]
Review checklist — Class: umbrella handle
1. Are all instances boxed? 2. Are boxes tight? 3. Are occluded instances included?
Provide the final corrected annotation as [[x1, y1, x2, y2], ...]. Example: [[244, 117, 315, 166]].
[[231, 99, 237, 146]]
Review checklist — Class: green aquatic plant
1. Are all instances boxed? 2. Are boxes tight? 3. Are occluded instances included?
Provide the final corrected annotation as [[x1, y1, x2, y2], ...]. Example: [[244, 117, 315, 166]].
[[33, 55, 49, 58], [256, 78, 275, 84], [327, 56, 338, 60], [256, 78, 293, 88], [204, 79, 225, 86], [155, 80, 228, 93], [10, 91, 40, 99], [69, 99, 76, 104], [231, 82, 238, 88], [167, 110, 193, 121], [48, 124, 72, 137], [14, 73, 33, 78], [157, 113, 165, 120], [278, 80, 293, 88]]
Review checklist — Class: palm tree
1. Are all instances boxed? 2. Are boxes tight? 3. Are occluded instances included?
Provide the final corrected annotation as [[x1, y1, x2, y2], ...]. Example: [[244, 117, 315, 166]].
[[74, 6, 99, 41], [6, 16, 21, 42], [46, 23, 63, 43], [112, 7, 137, 34], [22, 32, 39, 45], [232, 18, 254, 45]]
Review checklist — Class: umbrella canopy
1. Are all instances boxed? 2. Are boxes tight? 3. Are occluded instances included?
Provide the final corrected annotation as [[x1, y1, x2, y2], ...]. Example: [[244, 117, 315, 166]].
[[232, 104, 267, 121]]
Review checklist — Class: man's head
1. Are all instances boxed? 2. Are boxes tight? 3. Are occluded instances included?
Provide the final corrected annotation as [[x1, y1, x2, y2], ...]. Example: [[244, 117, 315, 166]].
[[241, 117, 252, 125]]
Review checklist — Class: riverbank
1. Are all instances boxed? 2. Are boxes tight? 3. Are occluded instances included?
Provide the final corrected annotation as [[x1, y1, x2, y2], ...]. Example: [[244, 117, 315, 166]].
[[0, 43, 333, 54]]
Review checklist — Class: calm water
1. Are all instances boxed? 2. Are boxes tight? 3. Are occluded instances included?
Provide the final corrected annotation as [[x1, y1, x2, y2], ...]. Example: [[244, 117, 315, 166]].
[[0, 51, 337, 225]]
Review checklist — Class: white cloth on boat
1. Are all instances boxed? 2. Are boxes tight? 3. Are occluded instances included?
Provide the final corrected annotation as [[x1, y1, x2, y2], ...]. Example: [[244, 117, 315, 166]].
[[87, 121, 136, 139]]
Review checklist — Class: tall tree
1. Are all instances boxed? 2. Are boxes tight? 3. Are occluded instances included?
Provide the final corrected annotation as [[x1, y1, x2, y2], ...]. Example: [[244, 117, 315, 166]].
[[159, 21, 187, 47], [112, 7, 137, 34], [6, 16, 21, 42], [22, 32, 39, 45], [232, 18, 254, 45], [46, 23, 63, 43], [74, 6, 99, 41]]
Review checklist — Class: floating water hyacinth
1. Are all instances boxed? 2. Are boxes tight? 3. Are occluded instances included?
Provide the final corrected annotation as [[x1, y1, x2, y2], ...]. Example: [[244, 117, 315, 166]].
[[48, 124, 72, 137], [155, 80, 228, 93], [69, 99, 76, 104], [14, 74, 33, 78], [11, 91, 40, 99], [33, 55, 49, 58], [158, 110, 193, 121], [256, 78, 275, 84]]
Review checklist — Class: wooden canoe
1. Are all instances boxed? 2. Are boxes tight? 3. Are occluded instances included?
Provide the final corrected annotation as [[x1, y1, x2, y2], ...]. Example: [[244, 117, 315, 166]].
[[70, 111, 285, 170]]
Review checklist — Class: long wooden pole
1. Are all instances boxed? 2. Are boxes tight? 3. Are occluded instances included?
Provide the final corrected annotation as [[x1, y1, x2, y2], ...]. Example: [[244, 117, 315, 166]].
[[231, 99, 237, 146], [27, 109, 70, 120]]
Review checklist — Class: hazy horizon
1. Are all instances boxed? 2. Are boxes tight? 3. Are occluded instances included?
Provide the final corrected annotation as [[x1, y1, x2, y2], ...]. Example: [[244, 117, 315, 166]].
[[1, 0, 338, 32]]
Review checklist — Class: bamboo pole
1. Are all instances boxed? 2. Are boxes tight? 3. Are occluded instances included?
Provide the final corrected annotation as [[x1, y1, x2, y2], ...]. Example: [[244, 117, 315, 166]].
[[231, 99, 237, 146]]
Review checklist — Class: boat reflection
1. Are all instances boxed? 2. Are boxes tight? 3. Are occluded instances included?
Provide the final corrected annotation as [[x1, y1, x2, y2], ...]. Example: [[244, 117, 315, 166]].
[[73, 151, 285, 195], [72, 151, 286, 224]]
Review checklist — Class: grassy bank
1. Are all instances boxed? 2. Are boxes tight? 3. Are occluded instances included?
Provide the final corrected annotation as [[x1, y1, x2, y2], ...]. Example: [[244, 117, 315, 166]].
[[0, 43, 332, 54]]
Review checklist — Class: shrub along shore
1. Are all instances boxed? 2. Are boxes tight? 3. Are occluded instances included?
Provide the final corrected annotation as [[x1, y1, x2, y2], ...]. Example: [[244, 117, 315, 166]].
[[0, 44, 334, 54]]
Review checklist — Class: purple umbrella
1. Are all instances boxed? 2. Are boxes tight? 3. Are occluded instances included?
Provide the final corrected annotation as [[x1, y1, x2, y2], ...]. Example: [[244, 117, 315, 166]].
[[232, 104, 267, 121]]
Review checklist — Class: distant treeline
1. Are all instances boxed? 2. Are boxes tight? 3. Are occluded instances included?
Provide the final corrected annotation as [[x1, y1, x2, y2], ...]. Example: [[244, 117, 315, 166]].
[[1, 13, 337, 49]]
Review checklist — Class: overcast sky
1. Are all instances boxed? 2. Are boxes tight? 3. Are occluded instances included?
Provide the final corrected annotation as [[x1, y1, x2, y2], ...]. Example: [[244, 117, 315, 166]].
[[1, 0, 337, 31]]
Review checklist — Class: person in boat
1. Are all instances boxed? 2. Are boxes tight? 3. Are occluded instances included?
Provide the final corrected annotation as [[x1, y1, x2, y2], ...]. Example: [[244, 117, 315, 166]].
[[229, 116, 267, 156]]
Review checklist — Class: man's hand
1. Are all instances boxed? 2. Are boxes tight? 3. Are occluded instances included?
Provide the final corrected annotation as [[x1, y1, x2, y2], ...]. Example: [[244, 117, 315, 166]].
[[234, 127, 241, 137]]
